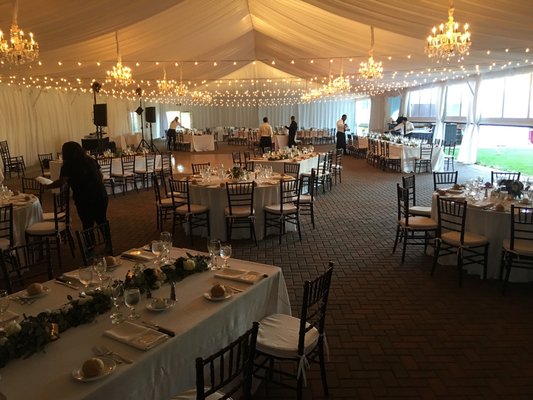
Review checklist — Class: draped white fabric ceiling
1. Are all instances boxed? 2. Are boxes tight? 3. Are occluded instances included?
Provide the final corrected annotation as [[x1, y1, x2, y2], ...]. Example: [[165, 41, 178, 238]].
[[0, 0, 532, 104]]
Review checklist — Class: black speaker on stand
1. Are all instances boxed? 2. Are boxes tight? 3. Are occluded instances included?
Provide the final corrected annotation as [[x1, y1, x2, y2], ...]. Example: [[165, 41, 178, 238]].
[[138, 106, 160, 154], [93, 103, 107, 154]]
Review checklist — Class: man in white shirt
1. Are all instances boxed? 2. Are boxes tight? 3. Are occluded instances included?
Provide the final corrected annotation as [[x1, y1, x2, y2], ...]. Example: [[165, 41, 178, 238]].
[[393, 117, 414, 136], [258, 117, 273, 152], [336, 114, 348, 154]]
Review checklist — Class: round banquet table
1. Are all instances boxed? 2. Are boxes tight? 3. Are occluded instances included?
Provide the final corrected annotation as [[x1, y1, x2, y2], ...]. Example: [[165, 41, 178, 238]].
[[4, 194, 43, 246], [431, 195, 533, 282], [188, 179, 284, 241]]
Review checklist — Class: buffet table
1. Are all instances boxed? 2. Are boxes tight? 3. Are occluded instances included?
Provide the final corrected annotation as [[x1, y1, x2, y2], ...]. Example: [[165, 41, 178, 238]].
[[2, 248, 291, 400], [182, 134, 215, 152], [359, 137, 444, 173]]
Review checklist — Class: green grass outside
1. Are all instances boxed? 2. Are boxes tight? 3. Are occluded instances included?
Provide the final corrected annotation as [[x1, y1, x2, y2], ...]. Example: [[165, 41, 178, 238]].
[[475, 147, 533, 176]]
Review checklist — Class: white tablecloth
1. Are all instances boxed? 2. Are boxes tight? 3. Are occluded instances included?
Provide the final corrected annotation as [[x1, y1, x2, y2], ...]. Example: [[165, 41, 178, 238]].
[[5, 195, 43, 246], [430, 196, 532, 282], [189, 181, 281, 241], [2, 248, 291, 400], [273, 135, 288, 151], [253, 155, 319, 175], [182, 134, 215, 152], [358, 138, 444, 173]]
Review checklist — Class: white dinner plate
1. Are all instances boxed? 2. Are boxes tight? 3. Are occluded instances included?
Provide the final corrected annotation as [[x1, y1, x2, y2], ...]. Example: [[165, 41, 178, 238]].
[[203, 291, 233, 302], [72, 357, 116, 382], [146, 298, 176, 312], [22, 286, 50, 299]]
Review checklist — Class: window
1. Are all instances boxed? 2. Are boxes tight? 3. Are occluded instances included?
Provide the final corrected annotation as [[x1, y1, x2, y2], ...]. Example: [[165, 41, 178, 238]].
[[478, 77, 504, 118], [408, 87, 437, 118], [355, 98, 370, 134], [503, 73, 530, 118], [445, 83, 470, 118], [387, 95, 401, 121], [129, 112, 141, 133], [165, 111, 192, 130]]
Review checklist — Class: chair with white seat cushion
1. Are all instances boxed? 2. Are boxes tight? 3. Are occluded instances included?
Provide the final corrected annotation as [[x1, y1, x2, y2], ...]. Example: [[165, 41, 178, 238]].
[[153, 172, 174, 231], [433, 171, 458, 191], [0, 204, 13, 251], [134, 152, 156, 190], [75, 221, 113, 267], [432, 196, 489, 287], [254, 263, 333, 400], [298, 168, 316, 229], [491, 171, 521, 186], [25, 183, 75, 271], [169, 178, 210, 245], [38, 153, 53, 178], [172, 322, 259, 400], [264, 178, 301, 244], [393, 184, 438, 263], [500, 205, 533, 295], [402, 174, 431, 217], [225, 181, 256, 245], [112, 154, 138, 194]]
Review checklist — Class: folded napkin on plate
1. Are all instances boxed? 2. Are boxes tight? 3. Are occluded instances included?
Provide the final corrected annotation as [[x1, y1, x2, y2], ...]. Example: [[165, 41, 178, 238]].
[[62, 271, 100, 285], [0, 310, 19, 324], [121, 249, 156, 262], [104, 321, 168, 350]]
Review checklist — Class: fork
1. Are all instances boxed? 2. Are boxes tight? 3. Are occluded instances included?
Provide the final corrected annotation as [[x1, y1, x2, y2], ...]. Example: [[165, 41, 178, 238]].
[[92, 346, 122, 364], [100, 345, 133, 364]]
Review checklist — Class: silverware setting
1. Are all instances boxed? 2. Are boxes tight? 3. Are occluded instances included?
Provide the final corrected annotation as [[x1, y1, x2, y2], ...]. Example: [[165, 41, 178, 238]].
[[225, 285, 244, 293], [11, 296, 36, 305], [92, 345, 133, 364]]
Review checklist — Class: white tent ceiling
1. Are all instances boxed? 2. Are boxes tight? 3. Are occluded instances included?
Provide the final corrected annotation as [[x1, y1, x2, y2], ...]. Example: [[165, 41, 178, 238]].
[[1, 0, 532, 104]]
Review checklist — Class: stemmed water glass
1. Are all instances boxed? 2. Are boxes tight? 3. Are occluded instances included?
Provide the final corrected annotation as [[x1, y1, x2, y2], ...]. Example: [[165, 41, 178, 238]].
[[219, 243, 232, 269], [78, 266, 93, 295], [109, 281, 125, 324], [151, 240, 163, 266], [93, 257, 107, 288], [160, 232, 172, 264], [124, 287, 141, 320], [0, 290, 9, 327], [207, 238, 220, 270]]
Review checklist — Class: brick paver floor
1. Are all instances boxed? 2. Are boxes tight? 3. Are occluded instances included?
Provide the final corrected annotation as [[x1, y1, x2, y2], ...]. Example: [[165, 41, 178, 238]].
[[7, 143, 533, 399]]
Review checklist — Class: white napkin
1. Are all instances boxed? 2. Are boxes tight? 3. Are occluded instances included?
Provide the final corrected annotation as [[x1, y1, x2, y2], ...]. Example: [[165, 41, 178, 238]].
[[35, 176, 53, 185], [104, 322, 168, 350], [121, 249, 156, 262]]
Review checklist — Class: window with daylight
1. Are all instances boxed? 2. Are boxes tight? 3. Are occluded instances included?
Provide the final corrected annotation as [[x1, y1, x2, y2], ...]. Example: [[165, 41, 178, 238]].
[[503, 73, 531, 118], [130, 112, 141, 133], [165, 111, 192, 129], [407, 87, 438, 119], [355, 98, 371, 134], [387, 95, 401, 122], [445, 83, 470, 119]]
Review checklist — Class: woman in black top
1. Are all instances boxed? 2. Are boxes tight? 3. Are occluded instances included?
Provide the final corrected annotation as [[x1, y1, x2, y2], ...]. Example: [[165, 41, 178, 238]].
[[46, 141, 108, 230]]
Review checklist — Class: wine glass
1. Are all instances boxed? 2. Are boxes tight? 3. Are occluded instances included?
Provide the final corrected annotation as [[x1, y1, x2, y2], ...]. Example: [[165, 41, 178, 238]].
[[78, 266, 93, 295], [109, 281, 125, 324], [207, 238, 220, 270], [124, 287, 141, 320], [93, 257, 107, 288], [0, 290, 9, 327], [151, 240, 163, 266], [160, 232, 172, 263], [219, 243, 232, 269]]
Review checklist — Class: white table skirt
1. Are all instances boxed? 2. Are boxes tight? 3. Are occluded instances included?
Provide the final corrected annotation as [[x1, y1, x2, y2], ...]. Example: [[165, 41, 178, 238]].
[[182, 134, 215, 152], [273, 135, 288, 151], [189, 182, 280, 241], [430, 195, 532, 282], [2, 248, 291, 400], [253, 155, 319, 175], [6, 195, 43, 246]]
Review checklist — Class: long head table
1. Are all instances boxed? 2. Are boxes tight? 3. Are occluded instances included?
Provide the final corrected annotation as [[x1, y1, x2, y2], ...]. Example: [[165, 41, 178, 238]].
[[2, 248, 290, 399]]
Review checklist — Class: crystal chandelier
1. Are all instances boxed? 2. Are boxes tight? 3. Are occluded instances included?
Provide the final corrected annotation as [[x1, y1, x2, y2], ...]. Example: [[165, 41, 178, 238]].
[[106, 32, 132, 85], [157, 68, 175, 94], [175, 64, 188, 97], [425, 0, 471, 61], [0, 0, 39, 65], [359, 27, 383, 80]]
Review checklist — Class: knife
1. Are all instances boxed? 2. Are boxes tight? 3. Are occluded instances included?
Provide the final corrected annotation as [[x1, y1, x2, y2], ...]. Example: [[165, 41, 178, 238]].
[[55, 277, 79, 290], [141, 321, 175, 337]]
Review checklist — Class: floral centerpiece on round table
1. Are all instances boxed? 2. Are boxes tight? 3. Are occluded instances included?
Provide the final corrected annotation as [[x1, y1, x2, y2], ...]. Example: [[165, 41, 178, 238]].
[[227, 166, 245, 181], [124, 253, 210, 292], [267, 151, 290, 161], [498, 180, 525, 199]]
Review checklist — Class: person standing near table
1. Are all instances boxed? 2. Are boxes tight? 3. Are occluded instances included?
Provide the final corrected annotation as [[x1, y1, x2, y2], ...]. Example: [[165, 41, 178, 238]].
[[285, 116, 298, 148], [336, 114, 349, 154], [45, 141, 108, 230], [259, 117, 273, 152], [167, 117, 182, 150], [393, 116, 414, 137]]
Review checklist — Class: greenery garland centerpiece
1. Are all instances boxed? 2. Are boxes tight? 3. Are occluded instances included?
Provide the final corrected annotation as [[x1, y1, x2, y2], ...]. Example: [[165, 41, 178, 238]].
[[124, 253, 210, 293], [0, 290, 112, 368], [497, 179, 524, 199]]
